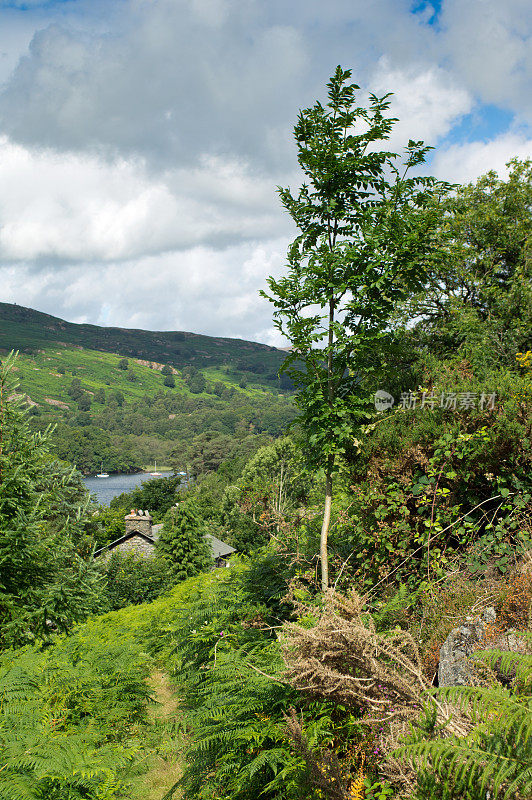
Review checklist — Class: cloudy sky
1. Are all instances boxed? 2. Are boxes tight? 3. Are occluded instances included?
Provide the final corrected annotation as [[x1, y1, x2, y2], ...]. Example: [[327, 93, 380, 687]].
[[0, 0, 530, 345]]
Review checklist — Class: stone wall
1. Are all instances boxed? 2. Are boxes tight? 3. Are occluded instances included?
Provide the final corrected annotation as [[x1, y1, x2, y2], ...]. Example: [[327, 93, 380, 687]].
[[115, 535, 155, 557], [99, 535, 155, 560], [125, 512, 152, 538]]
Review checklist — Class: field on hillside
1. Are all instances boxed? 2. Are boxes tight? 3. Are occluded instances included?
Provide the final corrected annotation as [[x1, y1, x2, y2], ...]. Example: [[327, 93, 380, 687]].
[[12, 346, 282, 411], [0, 302, 296, 475]]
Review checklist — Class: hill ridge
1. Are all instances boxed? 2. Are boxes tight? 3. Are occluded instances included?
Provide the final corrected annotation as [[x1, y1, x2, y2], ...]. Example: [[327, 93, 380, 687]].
[[0, 301, 284, 372]]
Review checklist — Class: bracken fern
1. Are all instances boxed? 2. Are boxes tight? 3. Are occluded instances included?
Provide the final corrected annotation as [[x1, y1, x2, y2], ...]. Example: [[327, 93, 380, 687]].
[[394, 639, 532, 799]]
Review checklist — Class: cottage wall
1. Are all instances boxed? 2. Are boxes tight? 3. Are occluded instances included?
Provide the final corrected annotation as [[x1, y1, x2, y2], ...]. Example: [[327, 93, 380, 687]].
[[98, 534, 156, 560], [114, 534, 155, 557]]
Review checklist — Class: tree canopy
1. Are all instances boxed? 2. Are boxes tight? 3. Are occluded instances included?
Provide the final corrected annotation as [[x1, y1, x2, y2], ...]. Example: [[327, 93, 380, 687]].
[[156, 499, 212, 581]]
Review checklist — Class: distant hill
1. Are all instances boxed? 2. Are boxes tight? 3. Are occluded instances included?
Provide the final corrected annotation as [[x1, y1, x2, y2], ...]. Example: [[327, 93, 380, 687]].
[[0, 302, 295, 474], [0, 301, 286, 376]]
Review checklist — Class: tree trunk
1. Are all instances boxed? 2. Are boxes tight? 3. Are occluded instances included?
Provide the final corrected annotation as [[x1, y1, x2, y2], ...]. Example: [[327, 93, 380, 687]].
[[320, 461, 332, 591], [320, 296, 335, 593]]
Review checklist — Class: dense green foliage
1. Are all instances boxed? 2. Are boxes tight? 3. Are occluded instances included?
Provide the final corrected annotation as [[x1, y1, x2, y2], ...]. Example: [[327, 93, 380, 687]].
[[103, 551, 174, 610], [156, 500, 212, 581], [0, 621, 151, 800], [0, 353, 103, 649], [30, 363, 294, 474], [110, 473, 185, 520], [398, 643, 532, 799], [0, 304, 295, 473]]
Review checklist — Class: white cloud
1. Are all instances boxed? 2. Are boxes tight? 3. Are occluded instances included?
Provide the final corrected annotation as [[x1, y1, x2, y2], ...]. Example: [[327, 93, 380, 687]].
[[0, 238, 290, 344], [0, 136, 291, 262], [0, 0, 530, 342], [431, 131, 532, 184], [441, 0, 532, 122], [370, 57, 472, 147]]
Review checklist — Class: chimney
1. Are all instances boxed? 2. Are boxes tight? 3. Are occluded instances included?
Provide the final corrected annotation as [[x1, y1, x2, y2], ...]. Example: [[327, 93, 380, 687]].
[[125, 508, 153, 538]]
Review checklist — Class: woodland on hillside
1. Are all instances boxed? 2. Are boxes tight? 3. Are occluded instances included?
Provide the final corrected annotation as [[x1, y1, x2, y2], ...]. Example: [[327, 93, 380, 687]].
[[0, 303, 296, 473], [0, 69, 531, 800]]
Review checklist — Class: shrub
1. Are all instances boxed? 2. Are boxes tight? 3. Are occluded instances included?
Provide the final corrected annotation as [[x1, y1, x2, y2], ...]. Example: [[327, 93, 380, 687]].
[[0, 633, 151, 800], [102, 551, 173, 609], [395, 643, 532, 800], [0, 352, 103, 648]]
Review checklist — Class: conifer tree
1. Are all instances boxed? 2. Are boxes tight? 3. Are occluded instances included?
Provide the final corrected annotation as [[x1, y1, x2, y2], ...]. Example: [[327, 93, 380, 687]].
[[156, 499, 212, 581]]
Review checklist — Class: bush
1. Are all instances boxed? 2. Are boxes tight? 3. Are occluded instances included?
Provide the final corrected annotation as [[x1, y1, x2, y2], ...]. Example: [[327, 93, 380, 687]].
[[0, 629, 151, 799], [0, 353, 104, 648], [188, 373, 207, 393], [102, 551, 173, 609], [77, 393, 91, 411], [396, 643, 532, 800], [110, 474, 183, 519]]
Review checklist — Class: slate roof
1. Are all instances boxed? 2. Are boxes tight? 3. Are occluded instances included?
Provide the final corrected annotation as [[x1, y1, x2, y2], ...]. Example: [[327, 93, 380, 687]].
[[93, 524, 235, 561], [93, 529, 156, 557], [207, 534, 236, 559]]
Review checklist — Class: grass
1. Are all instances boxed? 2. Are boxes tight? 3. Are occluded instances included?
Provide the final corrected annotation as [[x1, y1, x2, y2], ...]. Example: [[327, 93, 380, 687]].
[[130, 669, 184, 800], [11, 347, 183, 407], [10, 346, 282, 411]]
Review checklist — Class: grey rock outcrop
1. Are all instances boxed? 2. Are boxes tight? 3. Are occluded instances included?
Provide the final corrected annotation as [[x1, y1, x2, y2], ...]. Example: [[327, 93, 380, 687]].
[[438, 607, 496, 687]]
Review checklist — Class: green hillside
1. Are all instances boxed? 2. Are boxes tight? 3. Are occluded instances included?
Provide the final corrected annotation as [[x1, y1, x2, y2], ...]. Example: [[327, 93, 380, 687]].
[[0, 301, 286, 377], [8, 344, 286, 411], [0, 303, 296, 474]]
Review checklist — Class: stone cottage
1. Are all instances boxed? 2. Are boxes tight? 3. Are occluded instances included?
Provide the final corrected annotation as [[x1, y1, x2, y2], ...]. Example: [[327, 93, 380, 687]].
[[94, 508, 236, 568]]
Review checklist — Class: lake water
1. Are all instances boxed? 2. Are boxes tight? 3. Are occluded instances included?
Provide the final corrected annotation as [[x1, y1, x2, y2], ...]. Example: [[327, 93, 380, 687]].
[[83, 471, 174, 506]]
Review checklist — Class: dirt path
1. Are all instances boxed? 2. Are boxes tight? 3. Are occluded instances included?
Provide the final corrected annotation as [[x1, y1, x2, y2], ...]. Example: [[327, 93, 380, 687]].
[[132, 669, 183, 800], [148, 668, 180, 721]]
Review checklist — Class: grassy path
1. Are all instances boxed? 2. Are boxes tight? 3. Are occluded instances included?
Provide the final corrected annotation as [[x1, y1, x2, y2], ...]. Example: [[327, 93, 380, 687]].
[[131, 669, 184, 800]]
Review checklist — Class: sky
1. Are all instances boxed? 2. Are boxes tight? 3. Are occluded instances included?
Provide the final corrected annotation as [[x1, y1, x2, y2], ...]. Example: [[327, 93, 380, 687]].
[[0, 0, 530, 345]]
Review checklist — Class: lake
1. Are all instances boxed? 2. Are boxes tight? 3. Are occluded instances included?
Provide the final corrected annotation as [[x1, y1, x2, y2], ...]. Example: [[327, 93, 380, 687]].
[[83, 471, 174, 506]]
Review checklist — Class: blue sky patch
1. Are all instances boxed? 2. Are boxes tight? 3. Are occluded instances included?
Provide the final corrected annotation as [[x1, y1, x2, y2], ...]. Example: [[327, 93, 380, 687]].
[[445, 104, 514, 145], [0, 1, 74, 10], [411, 1, 443, 27]]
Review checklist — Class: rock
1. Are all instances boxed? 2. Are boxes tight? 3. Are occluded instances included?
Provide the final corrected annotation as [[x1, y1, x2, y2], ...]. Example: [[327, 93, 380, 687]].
[[438, 607, 496, 687], [438, 622, 483, 686], [494, 629, 529, 655], [438, 606, 529, 686]]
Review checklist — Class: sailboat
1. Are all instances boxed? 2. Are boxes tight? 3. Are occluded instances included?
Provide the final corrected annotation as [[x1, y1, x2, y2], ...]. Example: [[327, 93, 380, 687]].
[[96, 462, 109, 478], [150, 460, 162, 476]]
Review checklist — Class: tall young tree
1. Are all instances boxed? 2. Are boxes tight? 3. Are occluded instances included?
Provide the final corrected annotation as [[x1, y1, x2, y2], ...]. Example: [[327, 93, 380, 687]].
[[263, 67, 449, 590]]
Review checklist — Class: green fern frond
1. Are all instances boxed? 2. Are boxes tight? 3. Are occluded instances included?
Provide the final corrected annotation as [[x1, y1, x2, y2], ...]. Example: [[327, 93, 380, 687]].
[[394, 646, 532, 800], [475, 642, 532, 686]]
